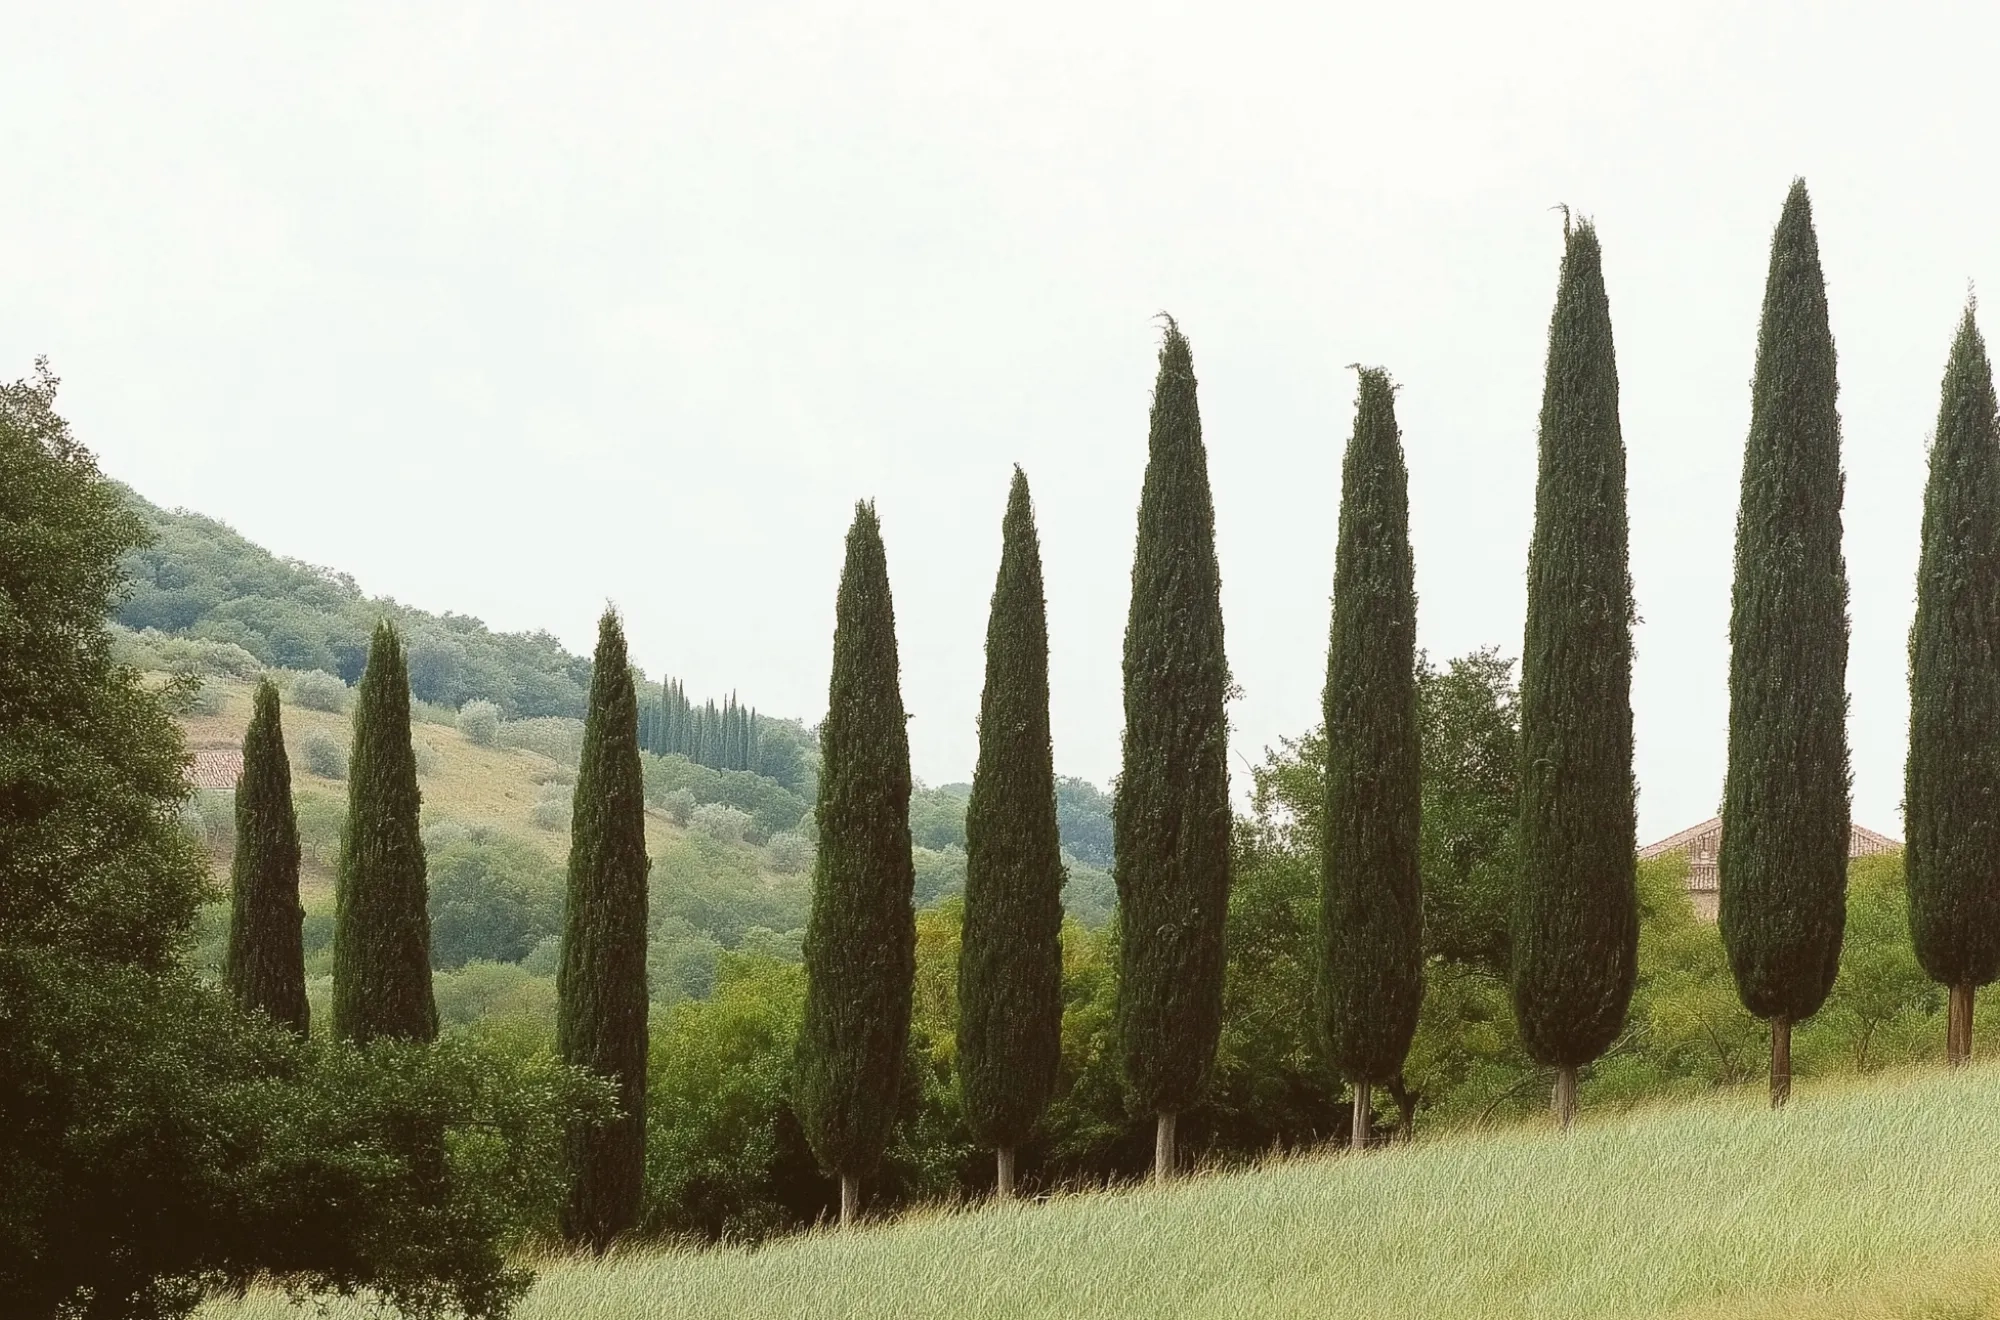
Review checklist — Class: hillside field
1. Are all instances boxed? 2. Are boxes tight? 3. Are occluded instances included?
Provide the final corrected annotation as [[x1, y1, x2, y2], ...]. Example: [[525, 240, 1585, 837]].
[[197, 1063, 2000, 1320]]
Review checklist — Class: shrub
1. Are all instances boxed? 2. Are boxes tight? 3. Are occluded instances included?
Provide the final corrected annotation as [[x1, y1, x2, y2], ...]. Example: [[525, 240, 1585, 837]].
[[294, 789, 346, 866], [529, 781, 572, 833], [428, 833, 566, 968], [414, 739, 440, 778], [185, 679, 226, 717], [300, 730, 347, 780], [498, 716, 585, 766], [661, 788, 696, 826], [690, 802, 752, 844], [766, 831, 813, 875], [459, 699, 502, 746], [289, 668, 350, 713], [179, 789, 235, 852]]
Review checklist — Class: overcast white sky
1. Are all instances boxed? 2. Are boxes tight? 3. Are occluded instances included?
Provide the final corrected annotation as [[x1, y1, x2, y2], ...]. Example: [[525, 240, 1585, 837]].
[[5, 2, 1995, 841]]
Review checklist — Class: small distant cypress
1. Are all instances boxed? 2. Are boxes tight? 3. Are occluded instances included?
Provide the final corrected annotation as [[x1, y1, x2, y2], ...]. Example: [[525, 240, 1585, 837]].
[[957, 467, 1066, 1198], [331, 621, 438, 1043], [1720, 179, 1851, 1108], [1317, 369, 1423, 1149], [224, 678, 308, 1034], [1512, 217, 1639, 1129], [1906, 301, 2000, 1067], [557, 609, 653, 1248], [795, 501, 916, 1226], [1114, 317, 1232, 1179]]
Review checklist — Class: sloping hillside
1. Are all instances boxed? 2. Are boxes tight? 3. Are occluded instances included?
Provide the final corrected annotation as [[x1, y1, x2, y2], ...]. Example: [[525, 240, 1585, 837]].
[[201, 1063, 2000, 1320]]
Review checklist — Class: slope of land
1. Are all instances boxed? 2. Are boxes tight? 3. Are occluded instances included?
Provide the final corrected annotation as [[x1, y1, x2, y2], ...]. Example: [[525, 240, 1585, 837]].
[[200, 1063, 2000, 1320]]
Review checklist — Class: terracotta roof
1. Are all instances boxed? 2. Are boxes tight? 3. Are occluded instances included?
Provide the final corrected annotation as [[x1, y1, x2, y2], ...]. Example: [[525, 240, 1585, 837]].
[[188, 748, 243, 792], [1639, 815, 1901, 860]]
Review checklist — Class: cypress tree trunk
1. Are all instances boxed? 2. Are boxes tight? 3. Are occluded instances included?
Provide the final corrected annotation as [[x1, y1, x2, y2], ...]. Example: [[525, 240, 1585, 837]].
[[996, 1146, 1016, 1201], [1553, 1066, 1578, 1131], [1115, 317, 1232, 1172], [1907, 303, 2000, 1069], [1769, 1015, 1792, 1108], [796, 502, 916, 1224], [1351, 1082, 1372, 1151], [224, 678, 308, 1034], [1721, 180, 1852, 1093], [1153, 1111, 1177, 1182], [839, 1173, 860, 1227], [1511, 217, 1639, 1128], [331, 622, 437, 1043], [957, 468, 1066, 1200], [557, 610, 653, 1249], [1317, 368, 1423, 1151]]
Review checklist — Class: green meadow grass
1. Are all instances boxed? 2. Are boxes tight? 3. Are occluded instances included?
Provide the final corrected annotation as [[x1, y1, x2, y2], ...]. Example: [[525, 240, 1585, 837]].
[[202, 1064, 2000, 1320]]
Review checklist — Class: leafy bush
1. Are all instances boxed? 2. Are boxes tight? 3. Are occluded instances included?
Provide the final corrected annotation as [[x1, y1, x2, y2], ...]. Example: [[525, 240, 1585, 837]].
[[644, 753, 809, 840], [766, 831, 812, 874], [912, 846, 967, 906], [413, 738, 440, 778], [427, 832, 566, 968], [300, 730, 347, 780], [293, 789, 345, 867], [690, 801, 752, 844], [909, 781, 970, 851], [660, 788, 695, 826], [184, 679, 225, 717], [178, 789, 235, 853], [110, 625, 263, 680], [498, 716, 585, 767], [459, 699, 501, 746], [288, 668, 350, 713], [528, 781, 571, 832], [433, 961, 559, 1032]]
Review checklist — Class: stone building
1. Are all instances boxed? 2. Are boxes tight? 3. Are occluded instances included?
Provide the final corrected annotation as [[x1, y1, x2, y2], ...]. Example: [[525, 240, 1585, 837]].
[[1638, 815, 1901, 921]]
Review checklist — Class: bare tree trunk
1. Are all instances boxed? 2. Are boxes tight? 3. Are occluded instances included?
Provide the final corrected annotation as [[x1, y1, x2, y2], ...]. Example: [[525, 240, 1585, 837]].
[[839, 1172, 859, 1227], [1949, 983, 1974, 1067], [1153, 1111, 1177, 1182], [1350, 1081, 1372, 1151], [1770, 1015, 1791, 1109], [1552, 1065, 1577, 1131], [995, 1145, 1016, 1200]]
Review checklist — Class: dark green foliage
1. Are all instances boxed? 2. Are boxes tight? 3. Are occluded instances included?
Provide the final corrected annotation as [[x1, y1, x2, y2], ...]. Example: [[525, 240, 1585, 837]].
[[1318, 370, 1424, 1086], [427, 832, 565, 969], [1720, 180, 1852, 1023], [1114, 318, 1233, 1118], [1417, 651, 1519, 976], [1512, 220, 1640, 1069], [556, 610, 653, 1246], [225, 679, 308, 1033], [1906, 304, 2000, 990], [958, 469, 1067, 1152], [795, 502, 917, 1181], [1056, 776, 1116, 868], [0, 366, 603, 1320], [332, 622, 438, 1043]]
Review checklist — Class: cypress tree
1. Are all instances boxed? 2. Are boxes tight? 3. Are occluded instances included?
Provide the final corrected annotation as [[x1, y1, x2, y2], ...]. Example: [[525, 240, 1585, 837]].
[[557, 609, 653, 1247], [1317, 368, 1423, 1149], [1114, 316, 1232, 1179], [224, 678, 308, 1034], [957, 467, 1066, 1198], [1906, 302, 2000, 1067], [331, 621, 437, 1043], [1512, 217, 1639, 1130], [796, 501, 916, 1226], [1720, 179, 1852, 1108]]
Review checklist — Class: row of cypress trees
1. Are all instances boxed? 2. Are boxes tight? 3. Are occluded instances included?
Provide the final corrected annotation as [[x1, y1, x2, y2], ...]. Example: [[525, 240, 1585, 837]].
[[226, 616, 655, 1248], [638, 682, 762, 773]]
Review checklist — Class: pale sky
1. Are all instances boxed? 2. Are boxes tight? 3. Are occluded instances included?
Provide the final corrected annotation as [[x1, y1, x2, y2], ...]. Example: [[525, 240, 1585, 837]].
[[6, 2, 1995, 842]]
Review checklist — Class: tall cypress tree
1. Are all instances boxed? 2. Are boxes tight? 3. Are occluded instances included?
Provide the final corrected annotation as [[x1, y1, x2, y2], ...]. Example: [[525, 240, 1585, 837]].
[[1318, 368, 1423, 1149], [1906, 302, 2000, 1068], [1512, 217, 1638, 1130], [557, 609, 652, 1247], [1115, 316, 1232, 1179], [796, 501, 916, 1226], [331, 621, 437, 1043], [957, 467, 1066, 1198], [224, 678, 308, 1034], [1720, 179, 1851, 1108]]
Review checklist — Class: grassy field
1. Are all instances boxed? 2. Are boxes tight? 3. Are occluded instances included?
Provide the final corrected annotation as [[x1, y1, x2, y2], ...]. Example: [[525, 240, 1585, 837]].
[[199, 1062, 2000, 1320]]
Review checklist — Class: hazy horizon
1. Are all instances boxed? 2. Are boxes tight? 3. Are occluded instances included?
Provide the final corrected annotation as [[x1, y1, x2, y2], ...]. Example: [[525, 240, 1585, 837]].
[[9, 3, 1997, 841]]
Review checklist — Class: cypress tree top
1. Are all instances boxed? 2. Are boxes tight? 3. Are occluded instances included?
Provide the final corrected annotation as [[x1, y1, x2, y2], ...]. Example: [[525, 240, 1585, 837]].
[[1511, 219, 1640, 1070], [1719, 179, 1851, 1025], [1318, 368, 1423, 1088], [1906, 302, 2000, 991], [225, 678, 308, 1034], [958, 467, 1066, 1155], [331, 621, 437, 1044], [557, 608, 653, 1248], [795, 501, 917, 1183], [1114, 317, 1233, 1120]]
